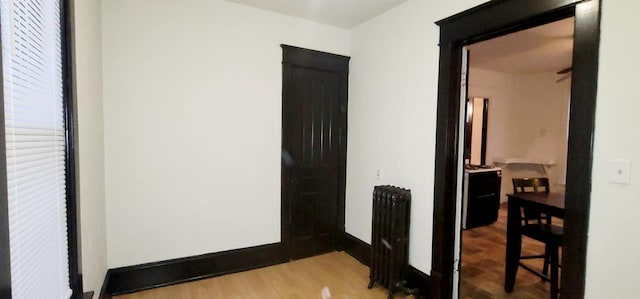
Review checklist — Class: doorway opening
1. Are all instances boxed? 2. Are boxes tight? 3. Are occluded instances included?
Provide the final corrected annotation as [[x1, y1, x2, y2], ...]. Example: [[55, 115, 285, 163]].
[[430, 1, 601, 299], [459, 17, 574, 298]]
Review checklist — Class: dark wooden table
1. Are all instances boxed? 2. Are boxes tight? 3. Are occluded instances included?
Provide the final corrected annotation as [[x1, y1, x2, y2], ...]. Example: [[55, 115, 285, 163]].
[[504, 192, 565, 293]]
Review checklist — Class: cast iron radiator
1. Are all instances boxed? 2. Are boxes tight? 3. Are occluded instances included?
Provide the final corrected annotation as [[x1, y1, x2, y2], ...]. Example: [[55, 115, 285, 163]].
[[367, 185, 413, 299]]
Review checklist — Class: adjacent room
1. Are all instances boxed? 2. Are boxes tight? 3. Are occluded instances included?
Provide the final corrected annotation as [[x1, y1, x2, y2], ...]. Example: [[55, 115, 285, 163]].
[[0, 1, 638, 299], [459, 18, 573, 298]]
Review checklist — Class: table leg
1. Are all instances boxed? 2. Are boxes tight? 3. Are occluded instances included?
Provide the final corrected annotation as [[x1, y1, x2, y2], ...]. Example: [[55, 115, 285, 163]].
[[550, 244, 559, 299], [504, 197, 521, 292]]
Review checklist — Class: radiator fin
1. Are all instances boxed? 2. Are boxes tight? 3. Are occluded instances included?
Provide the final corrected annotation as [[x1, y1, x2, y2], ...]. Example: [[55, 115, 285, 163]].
[[368, 185, 411, 298]]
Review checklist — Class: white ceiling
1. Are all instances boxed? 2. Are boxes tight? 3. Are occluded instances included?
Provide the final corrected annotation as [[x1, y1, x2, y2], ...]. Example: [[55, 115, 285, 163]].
[[224, 0, 408, 29], [469, 17, 575, 74]]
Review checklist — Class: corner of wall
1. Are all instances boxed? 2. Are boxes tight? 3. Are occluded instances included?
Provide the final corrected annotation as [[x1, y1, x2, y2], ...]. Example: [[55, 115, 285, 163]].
[[74, 0, 108, 294]]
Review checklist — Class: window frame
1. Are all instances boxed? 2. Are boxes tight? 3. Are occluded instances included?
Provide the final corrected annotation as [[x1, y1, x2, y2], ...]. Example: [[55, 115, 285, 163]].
[[0, 0, 83, 297]]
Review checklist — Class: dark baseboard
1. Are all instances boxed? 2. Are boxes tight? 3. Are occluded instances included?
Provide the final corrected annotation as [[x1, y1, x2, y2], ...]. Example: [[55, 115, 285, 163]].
[[342, 232, 430, 297], [342, 232, 371, 265], [407, 265, 431, 297], [81, 291, 94, 299], [99, 270, 112, 299], [97, 235, 429, 298], [100, 242, 287, 298]]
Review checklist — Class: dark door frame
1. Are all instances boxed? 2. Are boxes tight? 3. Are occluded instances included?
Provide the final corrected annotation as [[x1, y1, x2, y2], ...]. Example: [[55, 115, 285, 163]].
[[280, 45, 349, 259], [430, 1, 600, 298]]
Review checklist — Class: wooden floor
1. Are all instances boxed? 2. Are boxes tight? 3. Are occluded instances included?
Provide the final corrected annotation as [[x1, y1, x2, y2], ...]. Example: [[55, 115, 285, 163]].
[[116, 204, 559, 299], [460, 203, 560, 299], [115, 251, 414, 299]]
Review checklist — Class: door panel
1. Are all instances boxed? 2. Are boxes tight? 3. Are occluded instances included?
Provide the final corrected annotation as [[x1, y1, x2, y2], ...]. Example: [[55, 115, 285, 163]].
[[281, 45, 348, 260]]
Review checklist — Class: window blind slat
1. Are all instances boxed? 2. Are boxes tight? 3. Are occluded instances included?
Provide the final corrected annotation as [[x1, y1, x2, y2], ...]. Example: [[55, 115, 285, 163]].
[[8, 169, 65, 193], [1, 0, 71, 298], [6, 126, 65, 135], [7, 154, 64, 170], [5, 135, 64, 143]]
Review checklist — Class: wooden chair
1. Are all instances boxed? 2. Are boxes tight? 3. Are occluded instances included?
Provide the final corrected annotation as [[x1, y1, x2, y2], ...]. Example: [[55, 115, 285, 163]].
[[512, 177, 552, 225], [512, 177, 563, 298]]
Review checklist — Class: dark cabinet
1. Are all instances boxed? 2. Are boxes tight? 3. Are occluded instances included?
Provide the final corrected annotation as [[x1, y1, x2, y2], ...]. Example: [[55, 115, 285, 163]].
[[462, 169, 502, 229]]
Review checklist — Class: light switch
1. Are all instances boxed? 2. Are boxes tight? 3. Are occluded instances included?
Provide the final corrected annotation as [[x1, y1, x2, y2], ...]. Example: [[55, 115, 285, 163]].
[[376, 169, 383, 181], [609, 159, 631, 184]]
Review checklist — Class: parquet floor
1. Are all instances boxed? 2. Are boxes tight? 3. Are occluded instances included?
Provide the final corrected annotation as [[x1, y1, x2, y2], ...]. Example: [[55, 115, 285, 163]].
[[460, 203, 561, 299], [115, 251, 414, 299]]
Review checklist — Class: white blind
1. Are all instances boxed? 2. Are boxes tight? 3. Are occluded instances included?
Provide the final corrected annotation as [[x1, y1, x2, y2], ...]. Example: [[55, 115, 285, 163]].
[[1, 0, 71, 298]]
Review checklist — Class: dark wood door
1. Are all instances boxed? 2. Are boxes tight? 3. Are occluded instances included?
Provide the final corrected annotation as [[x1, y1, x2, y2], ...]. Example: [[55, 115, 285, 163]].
[[281, 45, 349, 260]]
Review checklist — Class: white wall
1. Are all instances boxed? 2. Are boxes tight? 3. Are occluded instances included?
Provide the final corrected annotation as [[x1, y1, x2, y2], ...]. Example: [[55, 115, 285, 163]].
[[469, 68, 571, 200], [97, 0, 640, 295], [346, 0, 487, 274], [585, 0, 640, 297], [102, 0, 349, 268], [508, 72, 570, 184], [467, 69, 515, 166], [348, 0, 640, 296], [74, 0, 107, 293]]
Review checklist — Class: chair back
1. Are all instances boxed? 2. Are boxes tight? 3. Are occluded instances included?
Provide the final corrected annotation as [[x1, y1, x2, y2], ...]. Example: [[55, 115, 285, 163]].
[[512, 177, 550, 193], [512, 177, 551, 225]]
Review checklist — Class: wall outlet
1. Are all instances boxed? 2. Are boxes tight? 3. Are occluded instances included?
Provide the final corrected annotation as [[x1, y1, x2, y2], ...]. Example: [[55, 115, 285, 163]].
[[376, 169, 383, 181], [609, 159, 631, 184]]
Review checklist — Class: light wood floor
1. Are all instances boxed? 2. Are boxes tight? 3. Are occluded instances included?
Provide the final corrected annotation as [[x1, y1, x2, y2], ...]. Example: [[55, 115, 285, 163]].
[[460, 203, 561, 299], [116, 204, 560, 299], [115, 251, 414, 299]]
